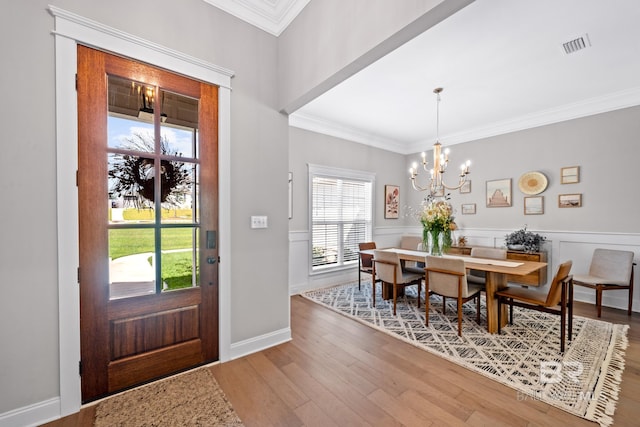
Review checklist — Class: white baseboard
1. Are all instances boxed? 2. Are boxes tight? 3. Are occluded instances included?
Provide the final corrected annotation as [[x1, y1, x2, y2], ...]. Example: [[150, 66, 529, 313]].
[[229, 327, 292, 360], [0, 397, 60, 427]]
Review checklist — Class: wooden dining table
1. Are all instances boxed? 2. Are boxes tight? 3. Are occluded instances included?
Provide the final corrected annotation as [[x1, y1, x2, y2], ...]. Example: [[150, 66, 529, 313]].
[[359, 248, 548, 333]]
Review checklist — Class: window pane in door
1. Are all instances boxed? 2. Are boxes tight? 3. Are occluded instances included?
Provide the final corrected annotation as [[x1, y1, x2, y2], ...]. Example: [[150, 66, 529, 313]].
[[108, 228, 156, 300], [161, 228, 199, 291], [159, 89, 199, 159], [108, 153, 157, 213], [161, 163, 199, 224], [107, 75, 156, 149]]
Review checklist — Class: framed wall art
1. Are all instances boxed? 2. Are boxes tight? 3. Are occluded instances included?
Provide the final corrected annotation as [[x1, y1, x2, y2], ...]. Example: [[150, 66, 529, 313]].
[[461, 203, 476, 215], [460, 180, 471, 194], [559, 193, 582, 208], [384, 185, 399, 219], [524, 196, 544, 215], [561, 166, 580, 184], [486, 178, 512, 207]]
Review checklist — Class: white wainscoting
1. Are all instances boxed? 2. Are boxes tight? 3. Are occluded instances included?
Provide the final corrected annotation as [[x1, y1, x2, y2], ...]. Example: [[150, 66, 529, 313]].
[[289, 226, 409, 295], [290, 227, 640, 314]]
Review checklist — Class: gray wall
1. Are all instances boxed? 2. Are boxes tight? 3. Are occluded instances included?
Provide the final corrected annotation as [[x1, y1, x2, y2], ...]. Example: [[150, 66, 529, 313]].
[[290, 105, 640, 240], [289, 126, 410, 232], [0, 0, 289, 414], [404, 105, 640, 233]]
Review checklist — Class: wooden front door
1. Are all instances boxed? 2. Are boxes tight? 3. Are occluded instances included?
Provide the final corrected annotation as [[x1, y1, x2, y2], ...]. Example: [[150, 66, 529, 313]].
[[77, 45, 219, 402]]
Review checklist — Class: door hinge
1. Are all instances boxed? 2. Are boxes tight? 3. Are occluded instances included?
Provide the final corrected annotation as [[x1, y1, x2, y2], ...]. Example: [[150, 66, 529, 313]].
[[75, 73, 78, 91], [78, 360, 83, 376], [76, 170, 79, 187], [77, 267, 80, 283]]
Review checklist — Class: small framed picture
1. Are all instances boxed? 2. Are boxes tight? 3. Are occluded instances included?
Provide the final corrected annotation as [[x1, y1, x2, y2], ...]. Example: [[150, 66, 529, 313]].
[[461, 203, 476, 215], [561, 166, 580, 184], [559, 193, 582, 208], [384, 185, 399, 219], [486, 178, 512, 207], [459, 180, 471, 194], [433, 186, 445, 197], [524, 196, 544, 215]]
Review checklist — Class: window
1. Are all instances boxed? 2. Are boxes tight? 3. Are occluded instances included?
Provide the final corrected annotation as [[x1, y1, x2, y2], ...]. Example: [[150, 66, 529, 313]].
[[309, 164, 374, 272]]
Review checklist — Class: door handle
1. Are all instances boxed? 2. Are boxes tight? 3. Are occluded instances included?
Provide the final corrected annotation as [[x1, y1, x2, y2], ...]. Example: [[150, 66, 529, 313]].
[[207, 257, 217, 264]]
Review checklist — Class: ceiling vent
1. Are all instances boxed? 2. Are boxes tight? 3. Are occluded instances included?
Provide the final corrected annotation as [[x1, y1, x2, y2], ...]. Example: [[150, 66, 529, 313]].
[[563, 34, 591, 54]]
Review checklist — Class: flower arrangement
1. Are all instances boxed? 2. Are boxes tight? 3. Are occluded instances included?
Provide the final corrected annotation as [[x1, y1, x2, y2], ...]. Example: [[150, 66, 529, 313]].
[[420, 199, 455, 232], [418, 198, 457, 255], [505, 226, 546, 253]]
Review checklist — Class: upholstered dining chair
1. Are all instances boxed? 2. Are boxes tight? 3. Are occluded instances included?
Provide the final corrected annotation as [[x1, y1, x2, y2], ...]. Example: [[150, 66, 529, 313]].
[[372, 250, 423, 315], [358, 242, 379, 290], [400, 235, 425, 274], [467, 247, 508, 285], [424, 256, 483, 337], [496, 260, 573, 352], [572, 249, 635, 318]]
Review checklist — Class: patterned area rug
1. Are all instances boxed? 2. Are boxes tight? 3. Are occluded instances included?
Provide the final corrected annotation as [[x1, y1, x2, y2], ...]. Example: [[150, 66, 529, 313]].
[[93, 367, 244, 426], [302, 282, 629, 427]]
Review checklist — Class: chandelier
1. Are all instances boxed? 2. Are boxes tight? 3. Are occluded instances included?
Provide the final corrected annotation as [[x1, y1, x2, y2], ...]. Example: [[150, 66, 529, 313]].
[[409, 87, 470, 195]]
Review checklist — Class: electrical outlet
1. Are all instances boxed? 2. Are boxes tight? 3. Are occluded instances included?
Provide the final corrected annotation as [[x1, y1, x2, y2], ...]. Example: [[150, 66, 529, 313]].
[[251, 215, 268, 229]]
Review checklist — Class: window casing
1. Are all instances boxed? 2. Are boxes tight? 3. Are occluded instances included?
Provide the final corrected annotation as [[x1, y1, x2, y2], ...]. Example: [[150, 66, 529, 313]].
[[309, 164, 374, 273]]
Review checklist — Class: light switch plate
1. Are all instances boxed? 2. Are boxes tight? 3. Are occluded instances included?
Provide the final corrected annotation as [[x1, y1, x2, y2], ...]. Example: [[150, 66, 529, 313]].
[[251, 215, 268, 229]]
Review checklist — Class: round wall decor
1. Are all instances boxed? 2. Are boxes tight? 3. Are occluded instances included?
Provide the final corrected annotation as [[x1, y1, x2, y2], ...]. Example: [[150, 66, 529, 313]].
[[518, 171, 548, 195]]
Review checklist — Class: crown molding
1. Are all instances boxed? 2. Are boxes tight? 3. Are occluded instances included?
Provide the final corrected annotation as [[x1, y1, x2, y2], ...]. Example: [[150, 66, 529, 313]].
[[410, 85, 640, 152], [293, 87, 640, 155], [289, 112, 409, 154], [202, 0, 310, 36]]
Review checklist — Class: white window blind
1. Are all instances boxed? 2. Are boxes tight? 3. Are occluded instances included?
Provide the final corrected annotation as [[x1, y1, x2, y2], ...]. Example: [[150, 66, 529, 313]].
[[309, 165, 373, 272]]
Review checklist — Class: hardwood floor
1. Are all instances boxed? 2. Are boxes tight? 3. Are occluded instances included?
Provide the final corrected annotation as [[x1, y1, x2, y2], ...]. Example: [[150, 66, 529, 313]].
[[43, 296, 640, 427]]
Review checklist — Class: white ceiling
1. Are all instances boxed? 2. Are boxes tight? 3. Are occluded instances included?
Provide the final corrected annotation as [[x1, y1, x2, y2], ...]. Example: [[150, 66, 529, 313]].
[[207, 0, 640, 155]]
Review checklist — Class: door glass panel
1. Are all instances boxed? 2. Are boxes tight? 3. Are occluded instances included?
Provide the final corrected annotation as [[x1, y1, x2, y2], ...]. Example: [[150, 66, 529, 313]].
[[108, 228, 156, 299], [160, 89, 199, 159], [107, 76, 156, 148], [106, 75, 202, 300], [161, 163, 199, 224], [161, 228, 200, 292], [108, 153, 157, 211]]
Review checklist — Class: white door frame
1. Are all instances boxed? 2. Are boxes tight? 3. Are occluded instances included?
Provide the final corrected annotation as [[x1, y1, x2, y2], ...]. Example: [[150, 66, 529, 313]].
[[50, 6, 233, 416]]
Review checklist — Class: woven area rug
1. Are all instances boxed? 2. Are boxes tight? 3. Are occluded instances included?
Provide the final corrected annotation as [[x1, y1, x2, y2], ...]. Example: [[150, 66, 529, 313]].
[[302, 282, 629, 427], [93, 367, 243, 426]]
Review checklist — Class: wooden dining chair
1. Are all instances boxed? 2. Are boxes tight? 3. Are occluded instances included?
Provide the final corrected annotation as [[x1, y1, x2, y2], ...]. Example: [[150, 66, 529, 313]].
[[358, 242, 379, 290], [572, 249, 635, 318], [372, 250, 422, 315], [496, 260, 573, 352], [424, 256, 483, 337]]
